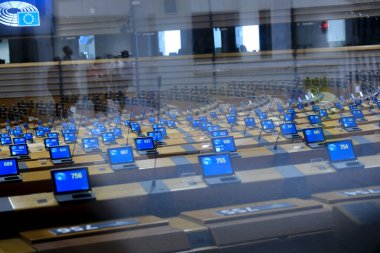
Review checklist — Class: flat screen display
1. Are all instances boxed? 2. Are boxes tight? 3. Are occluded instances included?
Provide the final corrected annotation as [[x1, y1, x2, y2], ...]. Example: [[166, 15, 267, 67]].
[[261, 119, 275, 130], [199, 153, 233, 178], [148, 131, 163, 141], [64, 133, 77, 142], [13, 137, 26, 144], [303, 128, 325, 143], [210, 129, 228, 137], [134, 137, 155, 151], [44, 137, 59, 148], [52, 168, 90, 194], [108, 146, 134, 164], [280, 123, 297, 135], [319, 109, 328, 118], [351, 109, 364, 119], [327, 140, 356, 162], [0, 0, 54, 37], [23, 132, 33, 140], [101, 132, 115, 143], [227, 115, 237, 124], [47, 132, 58, 138], [1, 137, 11, 145], [111, 128, 122, 138], [0, 158, 18, 176], [341, 117, 357, 128], [312, 105, 320, 112], [91, 128, 101, 137], [259, 112, 267, 120], [308, 115, 322, 124], [49, 146, 71, 159], [10, 144, 28, 156], [244, 117, 256, 127], [82, 138, 99, 149], [211, 136, 236, 153], [284, 113, 294, 122]]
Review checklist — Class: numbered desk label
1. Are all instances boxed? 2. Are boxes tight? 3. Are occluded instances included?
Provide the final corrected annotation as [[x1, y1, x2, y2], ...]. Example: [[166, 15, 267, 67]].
[[49, 219, 139, 235], [215, 202, 296, 216], [340, 188, 380, 197]]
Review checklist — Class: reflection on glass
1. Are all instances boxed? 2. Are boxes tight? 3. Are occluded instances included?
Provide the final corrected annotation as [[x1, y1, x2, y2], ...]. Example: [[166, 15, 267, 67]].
[[158, 30, 181, 56]]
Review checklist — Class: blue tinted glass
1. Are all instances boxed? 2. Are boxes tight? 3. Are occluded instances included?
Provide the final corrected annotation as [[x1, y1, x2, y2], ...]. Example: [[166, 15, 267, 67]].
[[341, 117, 357, 128], [0, 158, 18, 176], [304, 128, 325, 143], [135, 137, 154, 150], [53, 168, 90, 193], [108, 147, 134, 164], [280, 124, 297, 135], [50, 146, 71, 159], [308, 115, 322, 124], [82, 138, 99, 149], [351, 109, 364, 119], [261, 120, 274, 129], [327, 140, 356, 162], [212, 136, 236, 152], [199, 153, 233, 177], [45, 138, 59, 148], [244, 117, 255, 126], [10, 144, 28, 156], [14, 137, 26, 144], [102, 133, 115, 142]]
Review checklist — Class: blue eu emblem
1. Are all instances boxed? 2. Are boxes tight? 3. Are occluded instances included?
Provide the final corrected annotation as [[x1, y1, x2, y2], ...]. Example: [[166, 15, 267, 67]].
[[18, 11, 40, 27]]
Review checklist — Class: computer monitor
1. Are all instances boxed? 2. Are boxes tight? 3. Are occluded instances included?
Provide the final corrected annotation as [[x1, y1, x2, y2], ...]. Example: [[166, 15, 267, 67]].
[[351, 109, 365, 119], [91, 128, 101, 137], [210, 129, 229, 137], [167, 120, 176, 128], [284, 113, 294, 122], [308, 115, 322, 125], [101, 132, 116, 144], [44, 137, 59, 149], [108, 146, 136, 170], [288, 108, 296, 115], [186, 115, 193, 122], [49, 146, 72, 164], [207, 125, 220, 134], [0, 158, 21, 182], [36, 129, 45, 138], [51, 167, 95, 203], [335, 102, 343, 110], [327, 140, 356, 162], [1, 133, 9, 138], [12, 129, 23, 137], [111, 127, 123, 138], [99, 125, 107, 133], [244, 117, 256, 127], [43, 126, 51, 133], [312, 105, 320, 112], [23, 133, 33, 141], [1, 137, 12, 145], [199, 116, 208, 122], [211, 136, 237, 153], [341, 116, 358, 128], [297, 103, 304, 110], [82, 137, 100, 151], [261, 119, 275, 130], [280, 123, 297, 135], [192, 120, 200, 128], [134, 137, 155, 151], [210, 111, 217, 119], [64, 133, 77, 143], [200, 122, 212, 132], [9, 144, 29, 159], [147, 131, 163, 142], [319, 109, 328, 118], [349, 105, 357, 111], [227, 115, 237, 124], [13, 137, 26, 145], [48, 132, 59, 138], [303, 127, 325, 145], [259, 112, 268, 120], [131, 123, 141, 132], [152, 123, 163, 129]]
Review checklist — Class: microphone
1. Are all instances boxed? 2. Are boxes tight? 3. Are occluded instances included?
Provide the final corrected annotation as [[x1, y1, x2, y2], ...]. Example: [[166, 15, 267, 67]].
[[70, 98, 86, 165]]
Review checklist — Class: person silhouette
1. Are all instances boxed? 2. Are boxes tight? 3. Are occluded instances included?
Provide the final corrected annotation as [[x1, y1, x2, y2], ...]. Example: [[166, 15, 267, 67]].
[[62, 46, 73, 61]]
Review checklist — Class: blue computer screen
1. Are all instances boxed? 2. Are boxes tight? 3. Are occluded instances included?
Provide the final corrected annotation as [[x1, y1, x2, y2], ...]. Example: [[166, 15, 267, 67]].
[[312, 105, 320, 112], [134, 137, 155, 151], [192, 120, 200, 128], [99, 125, 107, 133], [280, 123, 297, 135], [102, 132, 115, 143], [36, 130, 45, 137], [43, 126, 51, 133], [351, 109, 364, 119], [212, 136, 236, 152], [210, 112, 217, 118], [303, 128, 325, 143], [261, 120, 275, 130], [1, 133, 9, 138], [297, 103, 304, 110], [108, 146, 134, 164], [168, 120, 176, 128], [82, 138, 99, 149], [0, 158, 18, 176], [284, 113, 294, 122], [64, 133, 77, 142], [335, 102, 342, 110], [152, 124, 163, 129], [210, 130, 229, 137], [199, 116, 208, 122], [327, 140, 356, 162], [48, 132, 59, 138], [288, 108, 296, 115], [227, 115, 237, 124], [131, 123, 141, 132], [13, 129, 23, 136], [308, 115, 322, 124], [24, 132, 33, 141], [341, 117, 357, 128], [186, 115, 193, 122], [244, 117, 256, 127], [259, 112, 268, 120], [13, 137, 26, 144], [1, 137, 11, 145], [207, 125, 220, 133], [91, 128, 101, 137], [44, 137, 59, 148], [53, 168, 90, 194], [319, 109, 328, 118], [154, 127, 167, 136], [349, 105, 357, 111], [199, 153, 233, 177], [148, 131, 163, 141], [255, 109, 262, 117], [111, 128, 122, 138], [50, 146, 71, 159], [10, 144, 28, 156]]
